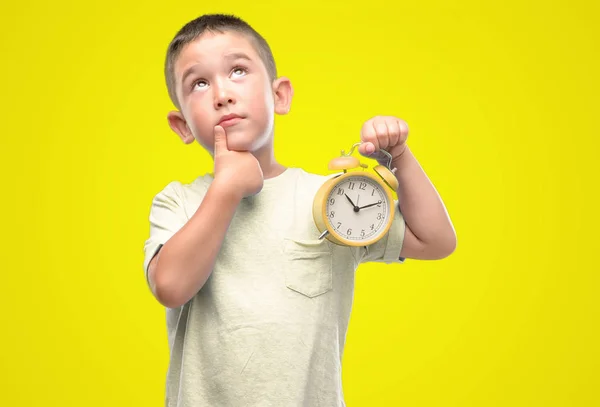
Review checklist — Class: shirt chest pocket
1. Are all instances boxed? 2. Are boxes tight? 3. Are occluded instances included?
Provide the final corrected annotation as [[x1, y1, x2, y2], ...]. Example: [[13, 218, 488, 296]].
[[283, 238, 333, 298]]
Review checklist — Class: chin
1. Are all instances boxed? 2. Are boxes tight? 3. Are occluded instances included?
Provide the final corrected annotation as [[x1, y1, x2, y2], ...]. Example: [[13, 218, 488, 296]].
[[226, 136, 257, 152], [227, 131, 269, 152]]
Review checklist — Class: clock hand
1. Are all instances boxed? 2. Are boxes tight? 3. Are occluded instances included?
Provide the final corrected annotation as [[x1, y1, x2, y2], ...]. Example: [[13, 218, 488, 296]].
[[358, 200, 382, 210], [345, 194, 360, 212]]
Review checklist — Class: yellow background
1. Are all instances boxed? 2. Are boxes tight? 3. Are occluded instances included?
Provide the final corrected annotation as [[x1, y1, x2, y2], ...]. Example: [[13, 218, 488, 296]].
[[1, 0, 598, 405]]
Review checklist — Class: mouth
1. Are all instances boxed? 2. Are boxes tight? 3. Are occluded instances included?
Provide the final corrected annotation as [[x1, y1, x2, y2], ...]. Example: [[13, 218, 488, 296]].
[[218, 114, 244, 128]]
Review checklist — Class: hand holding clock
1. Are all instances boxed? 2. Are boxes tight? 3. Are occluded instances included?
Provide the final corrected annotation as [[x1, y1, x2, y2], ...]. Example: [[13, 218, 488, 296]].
[[357, 115, 409, 164], [314, 116, 408, 246]]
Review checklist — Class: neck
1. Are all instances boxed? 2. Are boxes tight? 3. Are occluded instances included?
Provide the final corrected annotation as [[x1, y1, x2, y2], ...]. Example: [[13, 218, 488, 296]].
[[252, 143, 287, 179]]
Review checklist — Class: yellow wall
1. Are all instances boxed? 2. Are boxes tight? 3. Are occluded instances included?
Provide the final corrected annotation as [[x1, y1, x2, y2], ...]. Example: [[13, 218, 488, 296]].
[[1, 1, 597, 405]]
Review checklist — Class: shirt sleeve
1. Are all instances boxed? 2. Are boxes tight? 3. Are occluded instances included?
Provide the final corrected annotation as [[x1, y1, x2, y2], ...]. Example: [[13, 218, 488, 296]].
[[356, 201, 406, 264], [143, 181, 189, 286]]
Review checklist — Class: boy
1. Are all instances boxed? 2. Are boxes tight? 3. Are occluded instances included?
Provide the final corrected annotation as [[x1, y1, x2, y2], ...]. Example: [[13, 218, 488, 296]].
[[143, 13, 456, 407]]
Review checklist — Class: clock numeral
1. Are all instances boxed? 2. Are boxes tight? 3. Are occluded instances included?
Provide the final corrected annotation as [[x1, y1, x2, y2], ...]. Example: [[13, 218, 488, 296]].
[[329, 211, 335, 218], [370, 224, 375, 230], [359, 182, 367, 190], [377, 213, 383, 220], [371, 188, 375, 196], [348, 182, 355, 190], [337, 222, 342, 229], [361, 229, 365, 237], [347, 228, 352, 236], [329, 198, 335, 205], [337, 188, 345, 196]]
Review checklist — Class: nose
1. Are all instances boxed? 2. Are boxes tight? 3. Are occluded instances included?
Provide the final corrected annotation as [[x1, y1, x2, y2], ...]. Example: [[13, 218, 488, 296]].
[[213, 82, 236, 109]]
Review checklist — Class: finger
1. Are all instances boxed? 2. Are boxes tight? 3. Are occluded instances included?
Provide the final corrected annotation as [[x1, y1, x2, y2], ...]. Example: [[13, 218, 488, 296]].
[[213, 125, 228, 154], [360, 121, 380, 153], [386, 120, 401, 147], [358, 141, 376, 156], [373, 118, 390, 150], [397, 119, 409, 142]]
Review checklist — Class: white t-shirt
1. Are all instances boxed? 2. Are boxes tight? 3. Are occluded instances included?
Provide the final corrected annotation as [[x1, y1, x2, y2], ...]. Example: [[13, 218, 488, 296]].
[[143, 167, 405, 407]]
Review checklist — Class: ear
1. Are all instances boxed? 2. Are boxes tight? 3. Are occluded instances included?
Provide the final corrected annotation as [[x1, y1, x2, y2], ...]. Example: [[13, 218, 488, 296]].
[[167, 111, 195, 144], [272, 76, 293, 115]]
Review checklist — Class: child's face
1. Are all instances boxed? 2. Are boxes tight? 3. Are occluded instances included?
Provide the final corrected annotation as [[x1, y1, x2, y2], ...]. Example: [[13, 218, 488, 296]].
[[171, 31, 279, 154]]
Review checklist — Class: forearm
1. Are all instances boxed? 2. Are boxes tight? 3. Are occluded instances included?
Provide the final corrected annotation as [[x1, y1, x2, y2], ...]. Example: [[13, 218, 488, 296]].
[[151, 180, 241, 308], [393, 146, 456, 253]]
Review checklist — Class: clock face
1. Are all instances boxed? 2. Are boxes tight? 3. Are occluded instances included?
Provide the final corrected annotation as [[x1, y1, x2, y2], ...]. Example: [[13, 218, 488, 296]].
[[325, 175, 392, 244]]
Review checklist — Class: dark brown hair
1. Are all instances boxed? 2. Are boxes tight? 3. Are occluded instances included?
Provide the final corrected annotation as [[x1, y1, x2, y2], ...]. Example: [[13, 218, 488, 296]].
[[164, 14, 277, 109]]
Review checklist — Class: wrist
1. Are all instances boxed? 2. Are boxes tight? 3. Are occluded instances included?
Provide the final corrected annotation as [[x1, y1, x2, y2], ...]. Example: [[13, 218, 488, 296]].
[[392, 143, 408, 160], [378, 144, 409, 167], [210, 177, 245, 203], [390, 145, 411, 168]]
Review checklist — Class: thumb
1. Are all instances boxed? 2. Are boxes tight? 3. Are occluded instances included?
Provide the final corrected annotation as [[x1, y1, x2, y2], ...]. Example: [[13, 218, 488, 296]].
[[358, 141, 376, 157], [213, 125, 229, 154]]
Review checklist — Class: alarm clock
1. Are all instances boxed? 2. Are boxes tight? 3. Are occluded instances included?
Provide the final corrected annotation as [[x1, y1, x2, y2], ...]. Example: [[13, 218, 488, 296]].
[[313, 143, 399, 247]]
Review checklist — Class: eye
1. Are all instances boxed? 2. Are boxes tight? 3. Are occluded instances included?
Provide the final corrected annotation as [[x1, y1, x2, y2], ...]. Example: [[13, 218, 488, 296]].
[[231, 66, 247, 78], [192, 79, 208, 91]]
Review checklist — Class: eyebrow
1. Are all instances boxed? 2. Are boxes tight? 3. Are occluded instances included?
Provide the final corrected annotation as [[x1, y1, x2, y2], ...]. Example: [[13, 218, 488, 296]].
[[180, 52, 253, 86]]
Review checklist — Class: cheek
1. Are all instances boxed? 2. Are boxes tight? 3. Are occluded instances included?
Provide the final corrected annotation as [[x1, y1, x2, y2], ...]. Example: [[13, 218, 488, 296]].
[[186, 102, 215, 146], [248, 82, 274, 122]]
